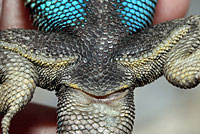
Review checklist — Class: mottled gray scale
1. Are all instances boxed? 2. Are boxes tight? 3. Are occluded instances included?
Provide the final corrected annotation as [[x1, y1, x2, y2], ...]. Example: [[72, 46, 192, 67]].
[[0, 29, 79, 58], [116, 19, 186, 58], [58, 22, 134, 95], [67, 62, 133, 96], [0, 0, 200, 133]]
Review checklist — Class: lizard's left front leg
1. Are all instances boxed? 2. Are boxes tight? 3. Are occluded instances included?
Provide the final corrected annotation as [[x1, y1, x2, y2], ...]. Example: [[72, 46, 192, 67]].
[[0, 48, 38, 134]]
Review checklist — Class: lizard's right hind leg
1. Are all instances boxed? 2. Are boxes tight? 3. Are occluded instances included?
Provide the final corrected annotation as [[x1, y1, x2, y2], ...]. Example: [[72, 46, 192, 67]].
[[0, 49, 38, 134]]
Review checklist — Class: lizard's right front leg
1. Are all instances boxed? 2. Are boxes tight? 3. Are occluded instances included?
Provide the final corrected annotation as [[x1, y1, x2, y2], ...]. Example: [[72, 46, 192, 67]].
[[0, 48, 38, 134]]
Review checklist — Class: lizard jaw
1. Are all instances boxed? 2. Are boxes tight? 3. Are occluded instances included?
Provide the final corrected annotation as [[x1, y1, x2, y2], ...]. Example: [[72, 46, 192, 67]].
[[56, 86, 135, 134]]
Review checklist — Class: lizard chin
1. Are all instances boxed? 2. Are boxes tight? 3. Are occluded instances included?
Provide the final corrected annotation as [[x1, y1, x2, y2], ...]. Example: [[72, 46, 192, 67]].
[[56, 85, 135, 134]]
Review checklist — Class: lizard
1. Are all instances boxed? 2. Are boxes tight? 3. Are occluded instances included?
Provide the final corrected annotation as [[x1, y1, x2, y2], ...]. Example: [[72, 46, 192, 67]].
[[0, 0, 200, 134]]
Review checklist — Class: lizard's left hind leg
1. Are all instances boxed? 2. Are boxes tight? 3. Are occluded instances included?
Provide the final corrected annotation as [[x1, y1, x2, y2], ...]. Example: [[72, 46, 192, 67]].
[[164, 16, 200, 89]]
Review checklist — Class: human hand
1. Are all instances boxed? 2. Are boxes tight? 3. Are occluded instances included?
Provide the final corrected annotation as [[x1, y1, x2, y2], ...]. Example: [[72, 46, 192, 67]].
[[0, 103, 57, 134]]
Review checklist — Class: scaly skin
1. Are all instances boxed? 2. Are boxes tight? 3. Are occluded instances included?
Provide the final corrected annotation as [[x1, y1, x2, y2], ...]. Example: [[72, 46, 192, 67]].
[[0, 0, 200, 134]]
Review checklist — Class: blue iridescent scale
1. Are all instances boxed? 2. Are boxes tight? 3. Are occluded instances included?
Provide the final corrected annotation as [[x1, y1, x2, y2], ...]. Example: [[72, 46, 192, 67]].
[[25, 0, 157, 33], [113, 0, 157, 33], [25, 0, 88, 31]]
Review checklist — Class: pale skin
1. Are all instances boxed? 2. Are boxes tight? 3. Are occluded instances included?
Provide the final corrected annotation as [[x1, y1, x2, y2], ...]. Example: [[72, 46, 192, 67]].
[[0, 0, 190, 133]]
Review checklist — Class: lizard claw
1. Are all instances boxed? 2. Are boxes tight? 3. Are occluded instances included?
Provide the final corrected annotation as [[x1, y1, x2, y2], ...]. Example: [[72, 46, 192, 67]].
[[195, 72, 200, 83]]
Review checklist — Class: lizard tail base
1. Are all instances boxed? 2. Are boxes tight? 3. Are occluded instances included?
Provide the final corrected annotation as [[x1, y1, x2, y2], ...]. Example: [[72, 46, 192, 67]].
[[56, 85, 135, 134]]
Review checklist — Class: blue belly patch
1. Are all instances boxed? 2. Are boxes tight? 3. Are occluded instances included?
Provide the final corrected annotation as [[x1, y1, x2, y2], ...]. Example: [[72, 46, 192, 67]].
[[25, 0, 89, 31], [113, 0, 157, 33]]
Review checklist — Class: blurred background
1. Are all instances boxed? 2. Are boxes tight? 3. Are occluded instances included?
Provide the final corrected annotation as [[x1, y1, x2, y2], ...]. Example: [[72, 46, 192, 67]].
[[0, 0, 200, 134]]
